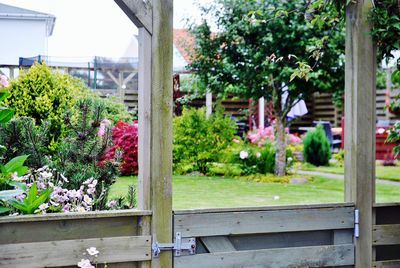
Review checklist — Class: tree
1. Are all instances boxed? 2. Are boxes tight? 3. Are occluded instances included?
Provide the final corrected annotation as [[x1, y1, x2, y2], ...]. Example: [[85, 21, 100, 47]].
[[187, 0, 345, 175]]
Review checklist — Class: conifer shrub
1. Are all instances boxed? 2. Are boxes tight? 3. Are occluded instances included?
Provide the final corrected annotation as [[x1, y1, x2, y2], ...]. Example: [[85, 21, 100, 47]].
[[5, 62, 86, 144], [302, 124, 331, 166]]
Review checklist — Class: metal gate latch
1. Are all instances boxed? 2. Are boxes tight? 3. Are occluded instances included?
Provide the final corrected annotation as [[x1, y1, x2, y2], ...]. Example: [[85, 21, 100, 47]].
[[152, 232, 196, 258]]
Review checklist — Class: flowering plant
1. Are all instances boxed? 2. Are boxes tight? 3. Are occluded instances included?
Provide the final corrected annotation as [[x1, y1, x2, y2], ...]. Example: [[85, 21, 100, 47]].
[[2, 166, 104, 215], [77, 247, 100, 268], [247, 126, 301, 147]]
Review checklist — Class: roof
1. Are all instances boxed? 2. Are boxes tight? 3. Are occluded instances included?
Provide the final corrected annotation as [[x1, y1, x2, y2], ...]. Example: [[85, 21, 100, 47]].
[[173, 29, 195, 64], [0, 3, 56, 36]]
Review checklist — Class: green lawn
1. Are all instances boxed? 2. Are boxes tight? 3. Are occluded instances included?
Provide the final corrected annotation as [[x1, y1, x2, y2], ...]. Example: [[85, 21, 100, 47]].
[[300, 163, 400, 181], [109, 175, 400, 209]]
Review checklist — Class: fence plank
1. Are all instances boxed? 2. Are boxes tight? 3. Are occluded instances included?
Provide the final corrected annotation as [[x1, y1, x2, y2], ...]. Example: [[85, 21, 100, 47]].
[[373, 224, 400, 246], [175, 206, 354, 237], [0, 216, 138, 244], [201, 237, 236, 253], [174, 244, 354, 268], [0, 236, 151, 268], [373, 260, 400, 268]]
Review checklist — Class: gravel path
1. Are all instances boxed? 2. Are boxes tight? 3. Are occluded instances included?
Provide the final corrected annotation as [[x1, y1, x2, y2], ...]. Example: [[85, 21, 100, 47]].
[[295, 170, 400, 186]]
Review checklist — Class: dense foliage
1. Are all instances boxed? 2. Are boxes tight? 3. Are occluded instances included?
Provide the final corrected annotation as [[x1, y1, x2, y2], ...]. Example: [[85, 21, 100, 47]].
[[5, 63, 86, 144], [188, 0, 344, 175], [173, 107, 236, 174], [101, 120, 139, 175], [303, 124, 331, 166]]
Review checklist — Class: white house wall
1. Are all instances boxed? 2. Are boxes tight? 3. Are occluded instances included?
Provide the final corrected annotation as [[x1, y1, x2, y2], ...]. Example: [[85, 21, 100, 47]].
[[0, 18, 48, 65]]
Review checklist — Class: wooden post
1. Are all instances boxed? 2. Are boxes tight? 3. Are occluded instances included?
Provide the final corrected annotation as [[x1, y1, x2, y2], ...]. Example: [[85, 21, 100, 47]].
[[206, 91, 212, 118], [344, 1, 376, 267], [259, 97, 265, 129], [150, 1, 173, 268]]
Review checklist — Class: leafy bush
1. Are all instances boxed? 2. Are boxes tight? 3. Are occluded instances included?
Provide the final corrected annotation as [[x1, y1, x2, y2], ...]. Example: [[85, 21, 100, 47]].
[[173, 107, 236, 174], [303, 124, 331, 166], [101, 120, 139, 175], [5, 62, 88, 144]]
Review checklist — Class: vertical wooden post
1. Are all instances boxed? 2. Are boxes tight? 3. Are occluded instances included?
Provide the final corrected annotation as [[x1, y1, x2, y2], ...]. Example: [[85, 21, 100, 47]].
[[150, 0, 173, 267], [206, 91, 212, 118], [344, 1, 376, 267], [259, 97, 265, 129]]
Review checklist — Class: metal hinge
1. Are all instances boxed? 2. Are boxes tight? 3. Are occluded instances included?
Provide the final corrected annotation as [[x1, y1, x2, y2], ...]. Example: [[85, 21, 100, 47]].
[[152, 232, 196, 258], [354, 209, 359, 238]]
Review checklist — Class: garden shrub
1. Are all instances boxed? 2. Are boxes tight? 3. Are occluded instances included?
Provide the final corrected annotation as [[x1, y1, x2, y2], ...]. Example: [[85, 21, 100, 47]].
[[50, 99, 118, 209], [303, 124, 331, 166], [101, 120, 139, 176], [0, 117, 50, 169], [5, 62, 87, 144], [173, 107, 236, 174]]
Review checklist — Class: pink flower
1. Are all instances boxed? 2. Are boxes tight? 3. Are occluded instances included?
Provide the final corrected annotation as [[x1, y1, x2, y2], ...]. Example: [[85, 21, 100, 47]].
[[0, 75, 9, 88], [77, 259, 94, 268], [97, 119, 111, 137]]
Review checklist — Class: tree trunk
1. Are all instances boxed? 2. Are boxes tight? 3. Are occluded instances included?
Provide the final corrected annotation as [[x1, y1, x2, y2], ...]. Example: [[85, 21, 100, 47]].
[[274, 116, 286, 176]]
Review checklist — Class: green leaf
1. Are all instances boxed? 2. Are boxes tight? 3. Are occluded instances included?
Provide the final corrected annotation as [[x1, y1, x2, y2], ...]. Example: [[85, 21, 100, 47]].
[[0, 91, 9, 102], [8, 181, 27, 191], [4, 155, 29, 175], [30, 188, 51, 210], [0, 108, 13, 124], [0, 206, 10, 214], [0, 189, 24, 201]]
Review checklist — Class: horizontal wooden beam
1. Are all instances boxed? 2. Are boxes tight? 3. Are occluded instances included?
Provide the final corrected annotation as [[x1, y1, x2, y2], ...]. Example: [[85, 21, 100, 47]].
[[175, 206, 354, 237], [373, 260, 400, 268], [0, 209, 152, 223], [114, 0, 152, 34], [175, 244, 354, 268], [373, 224, 400, 246], [0, 235, 151, 267]]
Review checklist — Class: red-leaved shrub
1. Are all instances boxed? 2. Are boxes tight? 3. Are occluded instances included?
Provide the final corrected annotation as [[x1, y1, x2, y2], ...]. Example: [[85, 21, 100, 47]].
[[102, 120, 138, 175]]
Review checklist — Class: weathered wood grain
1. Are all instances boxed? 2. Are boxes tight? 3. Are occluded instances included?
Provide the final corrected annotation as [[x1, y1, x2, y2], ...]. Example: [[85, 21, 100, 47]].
[[0, 236, 151, 268], [175, 206, 354, 237], [373, 260, 400, 268], [201, 236, 236, 253], [344, 1, 376, 267], [138, 27, 152, 212], [0, 209, 151, 223], [114, 0, 152, 34], [0, 216, 138, 244], [175, 244, 354, 268], [174, 202, 355, 215], [373, 224, 400, 246], [150, 0, 173, 267]]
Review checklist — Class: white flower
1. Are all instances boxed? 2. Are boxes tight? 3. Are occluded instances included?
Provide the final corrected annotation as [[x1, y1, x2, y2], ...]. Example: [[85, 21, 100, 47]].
[[287, 157, 293, 163], [77, 206, 86, 213], [86, 247, 99, 256], [83, 195, 93, 205], [256, 152, 261, 158], [239, 150, 249, 159], [377, 128, 385, 134], [273, 196, 280, 200], [83, 177, 94, 185], [39, 203, 49, 211], [77, 258, 94, 268], [88, 179, 98, 188], [60, 174, 69, 183]]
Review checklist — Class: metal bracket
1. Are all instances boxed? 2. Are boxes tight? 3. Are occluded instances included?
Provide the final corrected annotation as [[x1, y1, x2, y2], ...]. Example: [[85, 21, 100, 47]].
[[354, 209, 359, 238], [152, 232, 196, 258]]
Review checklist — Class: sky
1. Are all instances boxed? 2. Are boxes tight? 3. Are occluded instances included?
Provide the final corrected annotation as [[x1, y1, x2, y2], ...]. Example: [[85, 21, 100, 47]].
[[0, 0, 208, 58]]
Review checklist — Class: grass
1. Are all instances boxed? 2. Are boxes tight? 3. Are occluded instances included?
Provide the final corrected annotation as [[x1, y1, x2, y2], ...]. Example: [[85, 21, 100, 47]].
[[299, 162, 400, 181], [109, 175, 400, 210]]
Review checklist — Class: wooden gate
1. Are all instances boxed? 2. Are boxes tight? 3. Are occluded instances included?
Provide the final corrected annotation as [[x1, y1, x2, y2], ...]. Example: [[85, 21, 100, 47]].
[[173, 203, 355, 268]]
